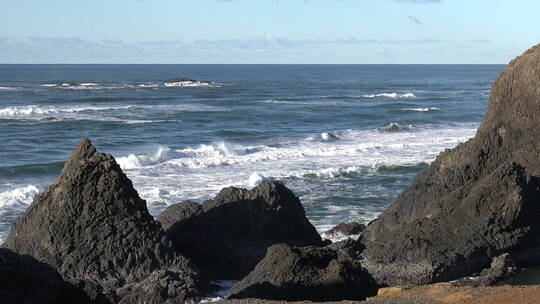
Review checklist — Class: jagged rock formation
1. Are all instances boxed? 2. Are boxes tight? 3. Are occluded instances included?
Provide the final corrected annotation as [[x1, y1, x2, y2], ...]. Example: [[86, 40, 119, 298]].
[[228, 241, 377, 301], [0, 248, 90, 304], [361, 44, 540, 286], [158, 181, 324, 279], [2, 138, 204, 303]]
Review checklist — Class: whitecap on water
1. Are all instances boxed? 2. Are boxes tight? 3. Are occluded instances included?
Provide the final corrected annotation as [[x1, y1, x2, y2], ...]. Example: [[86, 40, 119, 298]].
[[362, 92, 416, 99], [380, 122, 401, 132], [246, 172, 274, 188], [0, 104, 227, 122], [402, 107, 440, 112], [0, 185, 38, 211], [116, 146, 173, 169], [118, 123, 477, 225], [0, 86, 22, 91], [0, 184, 39, 243]]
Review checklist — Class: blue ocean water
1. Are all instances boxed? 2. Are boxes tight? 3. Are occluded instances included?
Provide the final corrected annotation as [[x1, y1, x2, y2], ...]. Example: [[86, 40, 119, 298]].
[[0, 64, 504, 242]]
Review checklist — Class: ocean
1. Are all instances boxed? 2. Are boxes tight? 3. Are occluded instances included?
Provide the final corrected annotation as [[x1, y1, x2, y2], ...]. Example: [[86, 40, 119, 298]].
[[0, 64, 504, 242]]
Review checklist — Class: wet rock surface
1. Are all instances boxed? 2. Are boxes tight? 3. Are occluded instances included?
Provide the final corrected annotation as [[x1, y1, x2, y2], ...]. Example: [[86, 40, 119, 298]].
[[2, 138, 204, 303], [228, 242, 377, 301], [158, 181, 324, 280], [323, 222, 366, 240], [361, 43, 540, 286]]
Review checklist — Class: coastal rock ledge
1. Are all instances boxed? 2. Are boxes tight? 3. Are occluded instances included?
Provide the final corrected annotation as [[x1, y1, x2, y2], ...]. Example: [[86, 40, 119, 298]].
[[361, 43, 540, 286], [2, 138, 205, 303]]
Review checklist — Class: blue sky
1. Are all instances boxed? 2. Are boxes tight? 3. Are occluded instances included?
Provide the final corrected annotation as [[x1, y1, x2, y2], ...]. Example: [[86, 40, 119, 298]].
[[1, 0, 539, 64]]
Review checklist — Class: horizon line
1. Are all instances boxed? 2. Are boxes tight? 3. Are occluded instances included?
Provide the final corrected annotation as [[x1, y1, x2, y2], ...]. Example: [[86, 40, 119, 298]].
[[0, 63, 507, 65]]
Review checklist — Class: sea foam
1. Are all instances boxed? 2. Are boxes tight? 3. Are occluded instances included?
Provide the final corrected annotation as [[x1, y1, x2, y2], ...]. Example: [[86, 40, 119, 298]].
[[0, 185, 38, 212], [116, 123, 478, 221], [0, 104, 227, 122], [362, 92, 416, 99], [402, 107, 440, 112]]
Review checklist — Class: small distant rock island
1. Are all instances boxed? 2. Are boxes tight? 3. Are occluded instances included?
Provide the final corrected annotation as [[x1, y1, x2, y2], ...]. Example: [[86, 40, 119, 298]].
[[3, 43, 540, 304]]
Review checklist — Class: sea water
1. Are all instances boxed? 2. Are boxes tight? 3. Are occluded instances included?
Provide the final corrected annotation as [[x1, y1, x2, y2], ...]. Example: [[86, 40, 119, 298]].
[[0, 64, 504, 242]]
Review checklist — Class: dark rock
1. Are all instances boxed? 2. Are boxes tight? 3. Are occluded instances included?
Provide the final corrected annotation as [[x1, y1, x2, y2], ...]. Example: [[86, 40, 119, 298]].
[[2, 138, 205, 303], [117, 270, 201, 304], [323, 222, 366, 240], [228, 243, 378, 301], [158, 181, 324, 280], [361, 44, 540, 286], [0, 248, 90, 304], [58, 82, 78, 87], [454, 253, 519, 286]]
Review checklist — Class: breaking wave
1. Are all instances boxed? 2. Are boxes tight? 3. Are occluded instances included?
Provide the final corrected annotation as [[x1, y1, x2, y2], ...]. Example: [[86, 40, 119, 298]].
[[402, 107, 441, 112], [0, 104, 227, 121], [0, 86, 22, 91], [0, 185, 39, 213], [362, 92, 416, 99]]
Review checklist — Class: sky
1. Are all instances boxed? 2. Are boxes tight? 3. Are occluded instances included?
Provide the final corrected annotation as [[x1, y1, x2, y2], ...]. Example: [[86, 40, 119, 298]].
[[0, 0, 539, 64]]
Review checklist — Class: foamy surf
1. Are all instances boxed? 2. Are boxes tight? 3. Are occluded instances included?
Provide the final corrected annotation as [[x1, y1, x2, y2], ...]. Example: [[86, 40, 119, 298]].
[[0, 104, 228, 121], [0, 86, 22, 91], [0, 64, 498, 246], [113, 122, 478, 232], [164, 78, 220, 88], [363, 92, 416, 99], [402, 107, 441, 112], [0, 185, 38, 211], [0, 184, 39, 242]]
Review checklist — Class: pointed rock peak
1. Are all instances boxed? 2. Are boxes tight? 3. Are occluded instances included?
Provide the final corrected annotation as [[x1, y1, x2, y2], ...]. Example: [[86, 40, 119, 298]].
[[70, 137, 97, 162], [59, 137, 102, 178], [4, 138, 203, 302], [57, 137, 125, 185]]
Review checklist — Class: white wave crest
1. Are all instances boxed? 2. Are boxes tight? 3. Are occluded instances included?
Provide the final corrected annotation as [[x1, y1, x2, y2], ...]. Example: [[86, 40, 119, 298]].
[[117, 147, 172, 169], [0, 86, 21, 91], [0, 185, 38, 211], [118, 124, 477, 178], [309, 166, 362, 179], [114, 123, 478, 232], [138, 83, 159, 88], [402, 107, 440, 112], [363, 92, 416, 99], [307, 131, 340, 142], [164, 80, 218, 88], [247, 172, 274, 188], [381, 122, 401, 132], [0, 104, 227, 121]]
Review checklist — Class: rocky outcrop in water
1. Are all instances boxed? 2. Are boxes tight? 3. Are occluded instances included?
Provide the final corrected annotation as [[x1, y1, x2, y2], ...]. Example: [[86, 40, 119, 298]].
[[323, 222, 365, 240], [2, 138, 205, 303], [158, 181, 324, 279], [360, 44, 540, 286], [0, 248, 90, 304], [228, 240, 377, 301]]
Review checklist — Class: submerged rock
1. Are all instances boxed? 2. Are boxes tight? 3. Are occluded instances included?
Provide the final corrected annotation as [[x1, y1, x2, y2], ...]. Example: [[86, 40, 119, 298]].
[[0, 248, 90, 304], [158, 181, 324, 280], [323, 222, 365, 240], [228, 242, 378, 301], [361, 44, 540, 286], [2, 138, 204, 303]]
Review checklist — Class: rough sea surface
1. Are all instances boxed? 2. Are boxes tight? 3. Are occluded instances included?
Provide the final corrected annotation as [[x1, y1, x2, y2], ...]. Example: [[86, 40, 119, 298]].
[[0, 64, 504, 242]]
